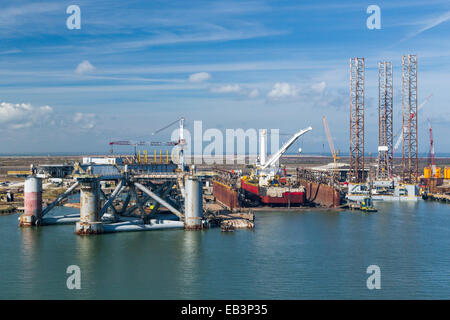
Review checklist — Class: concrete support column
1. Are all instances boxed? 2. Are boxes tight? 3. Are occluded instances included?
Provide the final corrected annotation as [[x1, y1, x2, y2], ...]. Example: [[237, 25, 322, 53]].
[[75, 179, 103, 235], [184, 176, 203, 230], [19, 176, 43, 227]]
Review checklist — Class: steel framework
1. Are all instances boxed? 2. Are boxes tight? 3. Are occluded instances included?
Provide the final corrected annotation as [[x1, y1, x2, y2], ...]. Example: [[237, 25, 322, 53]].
[[402, 54, 418, 183], [349, 58, 365, 183], [377, 61, 393, 179]]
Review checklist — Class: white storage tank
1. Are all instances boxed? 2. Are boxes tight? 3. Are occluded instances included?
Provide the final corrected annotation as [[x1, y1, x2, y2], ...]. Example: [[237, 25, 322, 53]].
[[184, 176, 203, 230]]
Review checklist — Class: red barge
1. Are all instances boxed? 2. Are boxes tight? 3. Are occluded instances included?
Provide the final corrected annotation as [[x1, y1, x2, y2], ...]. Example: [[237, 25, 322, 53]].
[[240, 177, 306, 205]]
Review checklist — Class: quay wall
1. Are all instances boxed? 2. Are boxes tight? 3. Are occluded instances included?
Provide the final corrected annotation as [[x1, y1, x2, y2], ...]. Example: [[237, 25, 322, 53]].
[[298, 179, 341, 208], [212, 180, 239, 211]]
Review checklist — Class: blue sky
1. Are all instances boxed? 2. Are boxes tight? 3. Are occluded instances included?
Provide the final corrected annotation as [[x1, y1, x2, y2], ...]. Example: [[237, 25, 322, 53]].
[[0, 0, 449, 155]]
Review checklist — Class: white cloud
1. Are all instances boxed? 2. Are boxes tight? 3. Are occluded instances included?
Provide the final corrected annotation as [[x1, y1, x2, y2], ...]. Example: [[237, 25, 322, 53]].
[[73, 112, 96, 129], [210, 84, 242, 93], [75, 60, 95, 75], [311, 81, 327, 94], [0, 102, 53, 129], [210, 84, 261, 98], [0, 3, 61, 27], [73, 113, 83, 123], [267, 82, 300, 100], [0, 101, 98, 136], [188, 72, 211, 83], [248, 88, 260, 98]]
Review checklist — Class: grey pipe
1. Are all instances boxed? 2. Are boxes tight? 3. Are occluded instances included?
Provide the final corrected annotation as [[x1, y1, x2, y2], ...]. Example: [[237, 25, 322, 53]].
[[99, 180, 124, 217], [42, 214, 80, 225], [134, 182, 183, 219], [42, 181, 80, 216], [102, 220, 184, 233]]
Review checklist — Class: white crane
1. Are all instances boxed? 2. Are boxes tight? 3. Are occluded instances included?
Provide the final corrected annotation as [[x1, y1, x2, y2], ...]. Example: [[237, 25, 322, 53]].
[[109, 118, 186, 170], [153, 117, 186, 170], [256, 126, 312, 186], [393, 94, 432, 154], [427, 118, 437, 177]]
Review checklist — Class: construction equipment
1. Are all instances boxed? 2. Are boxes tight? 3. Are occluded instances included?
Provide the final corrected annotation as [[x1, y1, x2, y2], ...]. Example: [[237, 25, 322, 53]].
[[401, 54, 418, 184], [152, 117, 186, 170], [109, 140, 178, 155], [377, 61, 393, 179], [109, 117, 186, 169], [322, 116, 340, 166], [257, 126, 312, 178], [427, 118, 437, 177], [323, 116, 340, 183], [240, 126, 312, 206], [349, 57, 365, 183], [393, 94, 432, 154]]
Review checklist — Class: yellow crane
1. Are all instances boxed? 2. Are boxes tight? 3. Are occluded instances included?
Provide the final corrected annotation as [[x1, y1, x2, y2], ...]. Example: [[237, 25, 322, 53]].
[[322, 116, 340, 172]]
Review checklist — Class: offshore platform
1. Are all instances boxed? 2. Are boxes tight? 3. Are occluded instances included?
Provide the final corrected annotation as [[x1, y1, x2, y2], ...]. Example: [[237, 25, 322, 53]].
[[17, 118, 254, 234]]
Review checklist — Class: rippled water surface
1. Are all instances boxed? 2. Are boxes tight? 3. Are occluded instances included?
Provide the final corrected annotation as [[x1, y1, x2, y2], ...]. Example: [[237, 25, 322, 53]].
[[0, 201, 449, 299]]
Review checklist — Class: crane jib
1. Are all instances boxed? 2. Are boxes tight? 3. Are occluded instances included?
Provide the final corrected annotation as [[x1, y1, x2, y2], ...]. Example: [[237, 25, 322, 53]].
[[260, 126, 312, 170]]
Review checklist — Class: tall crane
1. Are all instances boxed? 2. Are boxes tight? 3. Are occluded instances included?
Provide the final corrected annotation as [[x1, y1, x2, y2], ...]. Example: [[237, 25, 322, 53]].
[[427, 118, 436, 177], [256, 126, 312, 186], [109, 140, 178, 154], [259, 126, 312, 171], [109, 117, 186, 170], [322, 116, 339, 166], [393, 94, 432, 154], [153, 117, 186, 170]]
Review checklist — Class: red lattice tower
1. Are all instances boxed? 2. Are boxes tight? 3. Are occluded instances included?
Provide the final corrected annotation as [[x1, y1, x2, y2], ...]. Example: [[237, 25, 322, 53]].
[[377, 61, 393, 179], [402, 55, 418, 183], [349, 58, 365, 183]]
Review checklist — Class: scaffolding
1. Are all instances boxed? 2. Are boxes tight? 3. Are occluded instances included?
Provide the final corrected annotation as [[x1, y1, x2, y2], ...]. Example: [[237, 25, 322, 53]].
[[402, 54, 418, 183], [377, 61, 393, 179], [349, 58, 365, 183]]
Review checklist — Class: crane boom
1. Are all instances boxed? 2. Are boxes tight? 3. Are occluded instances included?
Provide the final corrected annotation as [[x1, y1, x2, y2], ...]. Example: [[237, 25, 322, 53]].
[[153, 117, 184, 135], [428, 118, 436, 176], [393, 94, 432, 153], [261, 126, 312, 170], [322, 116, 336, 158], [109, 140, 178, 146]]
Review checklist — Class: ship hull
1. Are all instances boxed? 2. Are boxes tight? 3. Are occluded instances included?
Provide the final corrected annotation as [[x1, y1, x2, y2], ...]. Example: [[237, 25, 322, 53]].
[[240, 179, 305, 205]]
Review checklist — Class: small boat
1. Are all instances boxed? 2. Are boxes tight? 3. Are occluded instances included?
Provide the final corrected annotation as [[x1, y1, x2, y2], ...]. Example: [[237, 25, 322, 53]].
[[360, 197, 377, 212]]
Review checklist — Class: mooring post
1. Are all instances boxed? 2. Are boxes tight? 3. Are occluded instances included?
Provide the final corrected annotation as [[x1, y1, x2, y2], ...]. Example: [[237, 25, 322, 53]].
[[75, 178, 103, 235], [184, 175, 204, 230], [19, 176, 43, 227]]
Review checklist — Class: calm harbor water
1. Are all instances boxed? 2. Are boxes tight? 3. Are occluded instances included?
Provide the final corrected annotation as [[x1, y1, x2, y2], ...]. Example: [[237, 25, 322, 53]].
[[0, 201, 449, 299]]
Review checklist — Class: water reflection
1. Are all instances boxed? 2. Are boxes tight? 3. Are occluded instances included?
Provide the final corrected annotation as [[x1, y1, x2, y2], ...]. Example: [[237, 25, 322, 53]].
[[19, 227, 41, 297], [178, 231, 201, 296]]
